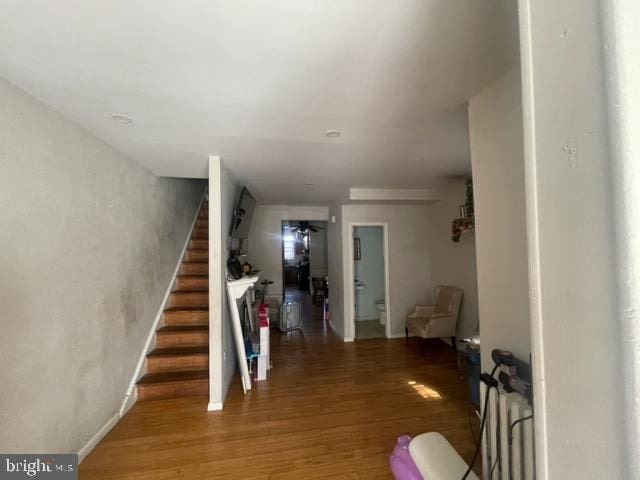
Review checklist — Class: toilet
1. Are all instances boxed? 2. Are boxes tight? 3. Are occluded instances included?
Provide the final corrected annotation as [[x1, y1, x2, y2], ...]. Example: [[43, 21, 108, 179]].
[[374, 300, 386, 325]]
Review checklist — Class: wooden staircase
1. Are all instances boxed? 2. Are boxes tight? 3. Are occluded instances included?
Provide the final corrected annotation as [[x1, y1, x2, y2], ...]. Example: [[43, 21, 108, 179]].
[[136, 202, 210, 401]]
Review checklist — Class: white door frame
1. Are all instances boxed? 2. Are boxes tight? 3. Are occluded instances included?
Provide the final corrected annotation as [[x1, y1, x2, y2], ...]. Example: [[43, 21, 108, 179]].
[[347, 222, 391, 340]]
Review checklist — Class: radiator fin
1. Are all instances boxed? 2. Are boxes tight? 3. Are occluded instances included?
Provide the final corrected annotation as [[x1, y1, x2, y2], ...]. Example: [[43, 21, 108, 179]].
[[480, 384, 535, 479]]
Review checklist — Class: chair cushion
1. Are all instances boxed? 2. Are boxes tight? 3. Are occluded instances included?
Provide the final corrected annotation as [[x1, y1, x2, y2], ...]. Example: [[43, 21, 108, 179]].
[[406, 316, 431, 336], [435, 290, 454, 314]]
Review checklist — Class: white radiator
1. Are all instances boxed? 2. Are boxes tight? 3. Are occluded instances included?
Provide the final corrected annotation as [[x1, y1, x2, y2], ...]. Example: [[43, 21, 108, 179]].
[[480, 383, 535, 479]]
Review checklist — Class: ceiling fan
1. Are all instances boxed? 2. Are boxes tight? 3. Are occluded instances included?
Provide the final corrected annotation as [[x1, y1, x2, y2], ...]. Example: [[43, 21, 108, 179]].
[[289, 221, 325, 234]]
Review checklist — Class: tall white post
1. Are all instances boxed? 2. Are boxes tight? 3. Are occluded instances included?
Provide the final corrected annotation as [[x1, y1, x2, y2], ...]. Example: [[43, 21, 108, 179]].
[[208, 155, 224, 411], [519, 1, 625, 477]]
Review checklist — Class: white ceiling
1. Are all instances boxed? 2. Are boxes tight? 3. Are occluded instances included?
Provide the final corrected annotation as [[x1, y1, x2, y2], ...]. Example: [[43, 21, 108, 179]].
[[0, 1, 519, 204]]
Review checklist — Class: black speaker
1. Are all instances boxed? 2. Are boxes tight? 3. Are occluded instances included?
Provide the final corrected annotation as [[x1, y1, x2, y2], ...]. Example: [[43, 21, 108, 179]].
[[227, 254, 243, 280]]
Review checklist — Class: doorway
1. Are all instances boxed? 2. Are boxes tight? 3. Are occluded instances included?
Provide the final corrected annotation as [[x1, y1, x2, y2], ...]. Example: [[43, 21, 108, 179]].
[[281, 220, 328, 306], [349, 223, 390, 340]]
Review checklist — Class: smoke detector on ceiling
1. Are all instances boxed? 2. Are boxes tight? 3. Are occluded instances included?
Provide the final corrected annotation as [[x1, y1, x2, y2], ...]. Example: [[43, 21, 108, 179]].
[[110, 113, 133, 124], [325, 129, 341, 138]]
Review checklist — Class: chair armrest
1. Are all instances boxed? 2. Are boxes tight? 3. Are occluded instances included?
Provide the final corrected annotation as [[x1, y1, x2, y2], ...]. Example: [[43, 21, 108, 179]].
[[407, 305, 435, 318]]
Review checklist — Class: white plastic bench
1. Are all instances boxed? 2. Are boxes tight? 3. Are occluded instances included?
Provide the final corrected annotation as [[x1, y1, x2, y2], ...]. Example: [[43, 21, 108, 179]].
[[409, 432, 479, 480]]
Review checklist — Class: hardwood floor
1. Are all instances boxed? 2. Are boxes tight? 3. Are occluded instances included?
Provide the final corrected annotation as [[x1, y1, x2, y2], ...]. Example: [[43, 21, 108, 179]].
[[80, 292, 477, 479]]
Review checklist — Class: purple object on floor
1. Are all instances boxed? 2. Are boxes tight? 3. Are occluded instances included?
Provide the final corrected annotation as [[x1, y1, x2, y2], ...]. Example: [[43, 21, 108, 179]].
[[389, 435, 424, 480]]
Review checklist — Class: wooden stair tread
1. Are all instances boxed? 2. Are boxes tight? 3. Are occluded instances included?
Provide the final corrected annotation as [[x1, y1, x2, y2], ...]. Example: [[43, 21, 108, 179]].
[[189, 240, 208, 248], [168, 289, 208, 307], [148, 346, 209, 357], [136, 202, 210, 402], [179, 260, 208, 276], [164, 306, 208, 312], [157, 325, 209, 333], [162, 307, 208, 326], [137, 370, 208, 385], [174, 276, 208, 291]]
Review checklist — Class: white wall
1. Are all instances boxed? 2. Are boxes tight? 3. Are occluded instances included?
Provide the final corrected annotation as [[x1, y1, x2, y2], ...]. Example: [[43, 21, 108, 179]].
[[468, 68, 531, 368], [208, 157, 240, 410], [341, 204, 431, 340], [220, 163, 240, 403], [308, 227, 328, 280], [247, 205, 329, 296], [0, 76, 205, 454], [327, 204, 344, 335], [519, 1, 626, 477], [354, 226, 385, 320], [427, 179, 479, 337]]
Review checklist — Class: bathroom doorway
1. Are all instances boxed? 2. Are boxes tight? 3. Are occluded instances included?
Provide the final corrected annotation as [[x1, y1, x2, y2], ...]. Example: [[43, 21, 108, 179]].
[[350, 224, 390, 340]]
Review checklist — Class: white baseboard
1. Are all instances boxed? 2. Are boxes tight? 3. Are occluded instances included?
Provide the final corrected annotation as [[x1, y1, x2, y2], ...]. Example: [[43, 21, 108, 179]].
[[118, 189, 208, 418], [119, 390, 137, 417], [327, 319, 354, 342], [327, 319, 340, 336], [207, 401, 223, 411], [78, 412, 119, 463], [387, 333, 407, 339]]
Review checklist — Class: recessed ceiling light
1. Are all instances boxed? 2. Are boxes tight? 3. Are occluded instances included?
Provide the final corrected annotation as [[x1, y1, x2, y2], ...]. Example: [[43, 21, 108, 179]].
[[110, 113, 133, 124], [325, 129, 341, 138]]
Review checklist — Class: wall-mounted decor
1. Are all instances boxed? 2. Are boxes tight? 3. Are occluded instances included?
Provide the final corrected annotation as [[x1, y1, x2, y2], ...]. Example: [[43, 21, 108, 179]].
[[354, 237, 361, 260], [452, 216, 475, 242]]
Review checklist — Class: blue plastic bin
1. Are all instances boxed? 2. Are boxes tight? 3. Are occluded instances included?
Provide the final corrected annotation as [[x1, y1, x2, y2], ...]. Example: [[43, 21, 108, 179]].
[[467, 350, 481, 406]]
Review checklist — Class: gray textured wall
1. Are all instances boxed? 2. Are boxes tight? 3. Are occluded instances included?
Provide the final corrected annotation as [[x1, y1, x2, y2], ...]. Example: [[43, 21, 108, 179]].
[[468, 68, 530, 368], [428, 179, 479, 337], [0, 76, 205, 453]]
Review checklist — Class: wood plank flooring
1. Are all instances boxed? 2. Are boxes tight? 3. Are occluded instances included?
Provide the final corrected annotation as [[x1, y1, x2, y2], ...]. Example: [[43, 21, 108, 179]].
[[80, 291, 478, 479]]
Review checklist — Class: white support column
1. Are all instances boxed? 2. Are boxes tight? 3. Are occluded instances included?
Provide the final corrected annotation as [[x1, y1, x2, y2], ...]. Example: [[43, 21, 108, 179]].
[[519, 1, 625, 477], [208, 155, 224, 411], [600, 1, 640, 474]]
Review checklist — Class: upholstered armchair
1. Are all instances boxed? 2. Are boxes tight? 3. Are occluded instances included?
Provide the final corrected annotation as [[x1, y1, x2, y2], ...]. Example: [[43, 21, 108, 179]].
[[405, 286, 463, 353]]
